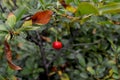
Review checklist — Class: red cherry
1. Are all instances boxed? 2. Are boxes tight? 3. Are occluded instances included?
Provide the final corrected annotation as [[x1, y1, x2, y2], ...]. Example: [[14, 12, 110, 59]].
[[52, 41, 62, 50]]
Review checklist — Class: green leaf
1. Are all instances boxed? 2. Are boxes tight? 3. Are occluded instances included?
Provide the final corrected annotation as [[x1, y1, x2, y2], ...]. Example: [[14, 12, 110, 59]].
[[0, 24, 8, 37], [112, 74, 120, 79], [87, 66, 96, 75], [80, 72, 88, 79], [22, 20, 32, 27], [21, 68, 32, 75], [6, 13, 16, 28], [5, 34, 11, 41], [61, 73, 70, 80], [66, 0, 73, 4], [14, 7, 27, 21], [99, 3, 120, 14], [76, 54, 86, 67], [0, 24, 8, 31], [0, 75, 6, 80], [76, 2, 99, 16], [0, 32, 8, 37], [17, 26, 40, 32], [112, 66, 119, 74]]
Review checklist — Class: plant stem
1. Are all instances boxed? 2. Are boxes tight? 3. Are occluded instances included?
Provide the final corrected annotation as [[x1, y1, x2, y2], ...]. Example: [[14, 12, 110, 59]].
[[35, 31, 49, 80], [0, 2, 5, 13]]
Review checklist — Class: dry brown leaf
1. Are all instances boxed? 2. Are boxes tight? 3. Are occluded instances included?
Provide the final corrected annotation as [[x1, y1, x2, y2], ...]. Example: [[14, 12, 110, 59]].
[[4, 40, 12, 61], [41, 35, 51, 42], [4, 40, 22, 70], [7, 60, 22, 70], [31, 10, 53, 25], [92, 28, 96, 34], [59, 0, 77, 13], [112, 20, 120, 25]]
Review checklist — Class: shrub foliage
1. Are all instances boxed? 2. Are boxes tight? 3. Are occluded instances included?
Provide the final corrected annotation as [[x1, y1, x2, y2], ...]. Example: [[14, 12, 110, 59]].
[[0, 0, 120, 80]]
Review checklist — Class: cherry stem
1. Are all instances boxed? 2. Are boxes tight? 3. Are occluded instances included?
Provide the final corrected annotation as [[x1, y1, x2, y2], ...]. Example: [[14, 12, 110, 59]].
[[55, 33, 57, 42]]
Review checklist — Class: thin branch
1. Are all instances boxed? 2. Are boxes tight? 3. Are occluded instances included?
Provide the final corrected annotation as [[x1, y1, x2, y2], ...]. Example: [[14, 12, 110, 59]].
[[36, 31, 46, 67], [35, 30, 49, 79], [12, 0, 18, 8], [0, 3, 5, 13], [46, 49, 65, 67], [26, 32, 38, 45], [72, 39, 101, 47], [46, 40, 101, 67]]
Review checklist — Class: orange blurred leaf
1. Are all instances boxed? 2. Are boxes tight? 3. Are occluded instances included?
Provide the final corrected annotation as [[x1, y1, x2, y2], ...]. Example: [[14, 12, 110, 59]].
[[4, 40, 12, 61], [4, 40, 22, 70], [41, 35, 51, 42], [51, 66, 57, 72], [58, 70, 62, 76], [59, 0, 69, 8], [31, 10, 53, 25], [7, 60, 22, 70], [112, 20, 120, 25]]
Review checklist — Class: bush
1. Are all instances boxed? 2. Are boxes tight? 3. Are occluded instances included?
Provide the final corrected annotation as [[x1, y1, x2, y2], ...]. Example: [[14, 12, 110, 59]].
[[0, 0, 120, 80]]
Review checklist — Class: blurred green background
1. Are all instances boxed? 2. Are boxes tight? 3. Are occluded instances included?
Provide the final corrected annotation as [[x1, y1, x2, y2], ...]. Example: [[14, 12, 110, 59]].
[[0, 0, 120, 80]]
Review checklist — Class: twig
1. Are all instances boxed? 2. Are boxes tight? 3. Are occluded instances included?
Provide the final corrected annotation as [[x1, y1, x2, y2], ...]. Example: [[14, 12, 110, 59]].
[[47, 48, 65, 67], [72, 39, 101, 47], [35, 30, 49, 79], [12, 0, 18, 8], [46, 40, 101, 67], [26, 32, 38, 45], [36, 31, 46, 65], [0, 3, 5, 13], [61, 14, 81, 21], [11, 0, 18, 10]]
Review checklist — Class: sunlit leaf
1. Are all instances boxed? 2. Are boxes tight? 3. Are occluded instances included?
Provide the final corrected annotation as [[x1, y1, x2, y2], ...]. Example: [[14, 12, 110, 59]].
[[103, 69, 113, 80], [80, 14, 92, 24], [18, 26, 40, 32], [10, 75, 18, 80], [60, 73, 70, 80], [99, 3, 120, 14], [0, 24, 8, 31], [5, 34, 12, 41], [66, 6, 77, 13], [22, 20, 32, 27], [87, 66, 95, 75], [6, 13, 16, 28], [59, 0, 76, 13], [76, 2, 99, 16], [58, 70, 62, 76], [48, 72, 56, 76]]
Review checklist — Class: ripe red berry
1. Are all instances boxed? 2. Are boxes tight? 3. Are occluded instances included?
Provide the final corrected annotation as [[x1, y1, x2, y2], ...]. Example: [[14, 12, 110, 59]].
[[52, 41, 62, 50]]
